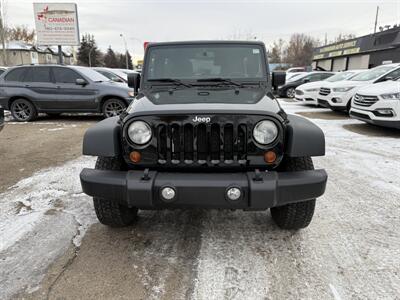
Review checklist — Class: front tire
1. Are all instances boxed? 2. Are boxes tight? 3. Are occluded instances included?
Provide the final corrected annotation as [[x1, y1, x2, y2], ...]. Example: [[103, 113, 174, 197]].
[[102, 98, 127, 118], [286, 87, 295, 98], [271, 157, 316, 230], [10, 99, 38, 122], [93, 157, 138, 227]]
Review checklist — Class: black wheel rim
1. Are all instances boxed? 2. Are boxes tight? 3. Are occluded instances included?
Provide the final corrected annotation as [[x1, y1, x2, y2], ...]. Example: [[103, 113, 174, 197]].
[[13, 102, 32, 121], [104, 101, 125, 117], [287, 88, 295, 98]]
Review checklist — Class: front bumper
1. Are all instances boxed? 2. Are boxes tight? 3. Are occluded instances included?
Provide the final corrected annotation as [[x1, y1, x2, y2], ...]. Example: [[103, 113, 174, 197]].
[[80, 169, 327, 210], [350, 107, 400, 129], [317, 91, 354, 111], [294, 91, 318, 105]]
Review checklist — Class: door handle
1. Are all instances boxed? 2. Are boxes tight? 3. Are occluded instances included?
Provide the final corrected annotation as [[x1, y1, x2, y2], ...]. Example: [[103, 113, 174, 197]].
[[24, 84, 31, 87]]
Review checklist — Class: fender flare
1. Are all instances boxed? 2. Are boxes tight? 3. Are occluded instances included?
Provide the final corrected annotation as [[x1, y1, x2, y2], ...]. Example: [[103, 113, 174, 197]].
[[285, 114, 325, 157], [83, 116, 121, 157]]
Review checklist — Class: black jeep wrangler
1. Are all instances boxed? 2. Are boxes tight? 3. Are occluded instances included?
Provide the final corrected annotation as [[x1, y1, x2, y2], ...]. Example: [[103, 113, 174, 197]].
[[80, 41, 327, 230]]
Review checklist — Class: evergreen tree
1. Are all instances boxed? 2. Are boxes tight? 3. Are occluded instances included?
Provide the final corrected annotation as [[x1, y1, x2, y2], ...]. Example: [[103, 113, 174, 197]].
[[104, 46, 118, 68], [117, 52, 134, 69], [118, 53, 125, 68], [126, 51, 133, 69], [77, 34, 102, 66]]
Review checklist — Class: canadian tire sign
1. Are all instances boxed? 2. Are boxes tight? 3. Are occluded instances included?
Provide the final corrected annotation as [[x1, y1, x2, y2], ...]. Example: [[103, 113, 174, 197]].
[[33, 3, 80, 46]]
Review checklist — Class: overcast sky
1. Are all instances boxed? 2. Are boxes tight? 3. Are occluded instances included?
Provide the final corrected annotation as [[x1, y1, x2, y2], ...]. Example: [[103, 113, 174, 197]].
[[3, 0, 400, 57]]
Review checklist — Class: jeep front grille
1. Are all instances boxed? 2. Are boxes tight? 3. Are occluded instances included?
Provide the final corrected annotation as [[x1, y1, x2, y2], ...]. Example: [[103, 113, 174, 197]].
[[319, 87, 331, 96], [156, 123, 247, 165], [353, 94, 379, 107]]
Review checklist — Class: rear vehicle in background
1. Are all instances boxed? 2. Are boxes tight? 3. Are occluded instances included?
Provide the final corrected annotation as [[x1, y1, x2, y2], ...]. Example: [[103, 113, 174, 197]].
[[0, 65, 135, 122], [93, 67, 128, 84], [317, 64, 400, 112], [295, 70, 365, 106], [278, 71, 335, 98], [350, 78, 400, 129], [287, 67, 308, 73]]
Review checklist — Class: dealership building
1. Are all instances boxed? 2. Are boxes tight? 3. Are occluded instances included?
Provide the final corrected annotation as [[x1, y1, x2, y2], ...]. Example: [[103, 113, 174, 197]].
[[312, 26, 400, 71]]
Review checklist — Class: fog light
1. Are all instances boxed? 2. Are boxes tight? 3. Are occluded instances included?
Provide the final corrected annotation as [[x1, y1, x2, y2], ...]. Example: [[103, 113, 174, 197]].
[[226, 187, 241, 201], [332, 97, 342, 103], [375, 109, 394, 117], [264, 151, 277, 163], [129, 151, 141, 163], [161, 187, 176, 201]]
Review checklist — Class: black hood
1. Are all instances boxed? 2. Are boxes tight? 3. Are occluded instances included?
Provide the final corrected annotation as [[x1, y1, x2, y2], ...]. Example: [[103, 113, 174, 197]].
[[125, 87, 284, 118]]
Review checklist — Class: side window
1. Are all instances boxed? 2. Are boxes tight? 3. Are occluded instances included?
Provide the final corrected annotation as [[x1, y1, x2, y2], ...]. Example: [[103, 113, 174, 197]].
[[320, 73, 333, 80], [4, 68, 27, 82], [53, 67, 83, 84], [384, 68, 400, 80], [24, 67, 52, 83]]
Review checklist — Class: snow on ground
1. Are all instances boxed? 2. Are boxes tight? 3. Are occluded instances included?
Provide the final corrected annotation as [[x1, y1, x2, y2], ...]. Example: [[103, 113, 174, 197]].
[[0, 156, 96, 299], [1, 101, 399, 299], [192, 102, 400, 299]]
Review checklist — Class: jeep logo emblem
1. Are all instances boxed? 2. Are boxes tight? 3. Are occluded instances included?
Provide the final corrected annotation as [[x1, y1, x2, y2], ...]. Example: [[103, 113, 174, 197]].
[[192, 116, 211, 123]]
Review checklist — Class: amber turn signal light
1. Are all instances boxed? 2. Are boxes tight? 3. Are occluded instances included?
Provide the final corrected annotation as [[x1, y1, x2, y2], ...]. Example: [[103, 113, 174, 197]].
[[264, 151, 276, 164], [129, 151, 141, 163]]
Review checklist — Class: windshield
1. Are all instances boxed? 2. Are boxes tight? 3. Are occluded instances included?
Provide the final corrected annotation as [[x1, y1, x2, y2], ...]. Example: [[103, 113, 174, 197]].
[[325, 72, 355, 82], [350, 65, 395, 81], [145, 44, 266, 82], [74, 66, 110, 82]]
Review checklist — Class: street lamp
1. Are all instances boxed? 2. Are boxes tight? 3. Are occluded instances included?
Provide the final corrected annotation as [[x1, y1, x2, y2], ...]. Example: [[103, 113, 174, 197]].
[[120, 33, 129, 69]]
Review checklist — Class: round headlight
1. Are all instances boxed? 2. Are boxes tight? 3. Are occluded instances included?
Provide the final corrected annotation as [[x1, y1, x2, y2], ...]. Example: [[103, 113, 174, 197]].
[[128, 121, 152, 145], [253, 120, 278, 145]]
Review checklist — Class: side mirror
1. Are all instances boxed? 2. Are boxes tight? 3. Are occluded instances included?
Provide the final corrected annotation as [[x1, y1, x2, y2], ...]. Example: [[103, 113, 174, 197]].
[[384, 76, 394, 81], [76, 78, 87, 86], [302, 78, 310, 83], [271, 71, 286, 89], [128, 73, 140, 95]]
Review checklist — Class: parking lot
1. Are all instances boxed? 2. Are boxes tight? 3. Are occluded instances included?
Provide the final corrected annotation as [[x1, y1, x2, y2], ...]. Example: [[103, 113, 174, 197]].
[[1, 101, 399, 299]]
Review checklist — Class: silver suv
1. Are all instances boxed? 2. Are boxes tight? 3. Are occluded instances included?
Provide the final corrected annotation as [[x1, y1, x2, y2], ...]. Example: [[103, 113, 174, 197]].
[[0, 65, 135, 121]]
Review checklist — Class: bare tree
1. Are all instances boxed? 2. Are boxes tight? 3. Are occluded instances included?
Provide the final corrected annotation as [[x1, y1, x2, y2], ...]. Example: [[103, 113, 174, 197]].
[[269, 39, 285, 63], [0, 0, 7, 65], [330, 33, 357, 44], [6, 25, 36, 43], [284, 33, 319, 66]]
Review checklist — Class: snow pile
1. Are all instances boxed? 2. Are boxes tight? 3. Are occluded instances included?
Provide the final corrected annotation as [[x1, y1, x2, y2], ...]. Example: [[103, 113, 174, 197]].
[[0, 156, 96, 299]]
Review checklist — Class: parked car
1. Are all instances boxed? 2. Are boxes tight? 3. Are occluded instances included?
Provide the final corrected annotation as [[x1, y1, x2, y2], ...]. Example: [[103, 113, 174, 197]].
[[0, 67, 8, 76], [80, 40, 328, 230], [317, 63, 400, 112], [0, 106, 4, 132], [0, 65, 135, 122], [278, 71, 335, 98], [286, 72, 307, 82], [294, 70, 365, 106], [93, 67, 128, 84], [287, 67, 308, 73], [116, 68, 140, 75], [350, 78, 400, 129]]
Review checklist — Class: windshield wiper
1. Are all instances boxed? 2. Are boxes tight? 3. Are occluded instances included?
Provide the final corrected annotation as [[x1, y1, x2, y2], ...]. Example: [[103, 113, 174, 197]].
[[196, 78, 244, 87], [148, 78, 192, 88]]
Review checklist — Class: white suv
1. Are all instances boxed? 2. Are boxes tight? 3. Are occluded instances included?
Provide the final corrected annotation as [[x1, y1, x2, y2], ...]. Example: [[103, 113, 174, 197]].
[[350, 79, 400, 129], [317, 64, 400, 112], [294, 70, 364, 106]]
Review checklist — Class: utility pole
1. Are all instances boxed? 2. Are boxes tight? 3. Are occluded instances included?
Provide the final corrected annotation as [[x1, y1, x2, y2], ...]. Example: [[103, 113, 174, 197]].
[[0, 0, 8, 66], [374, 6, 379, 33]]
